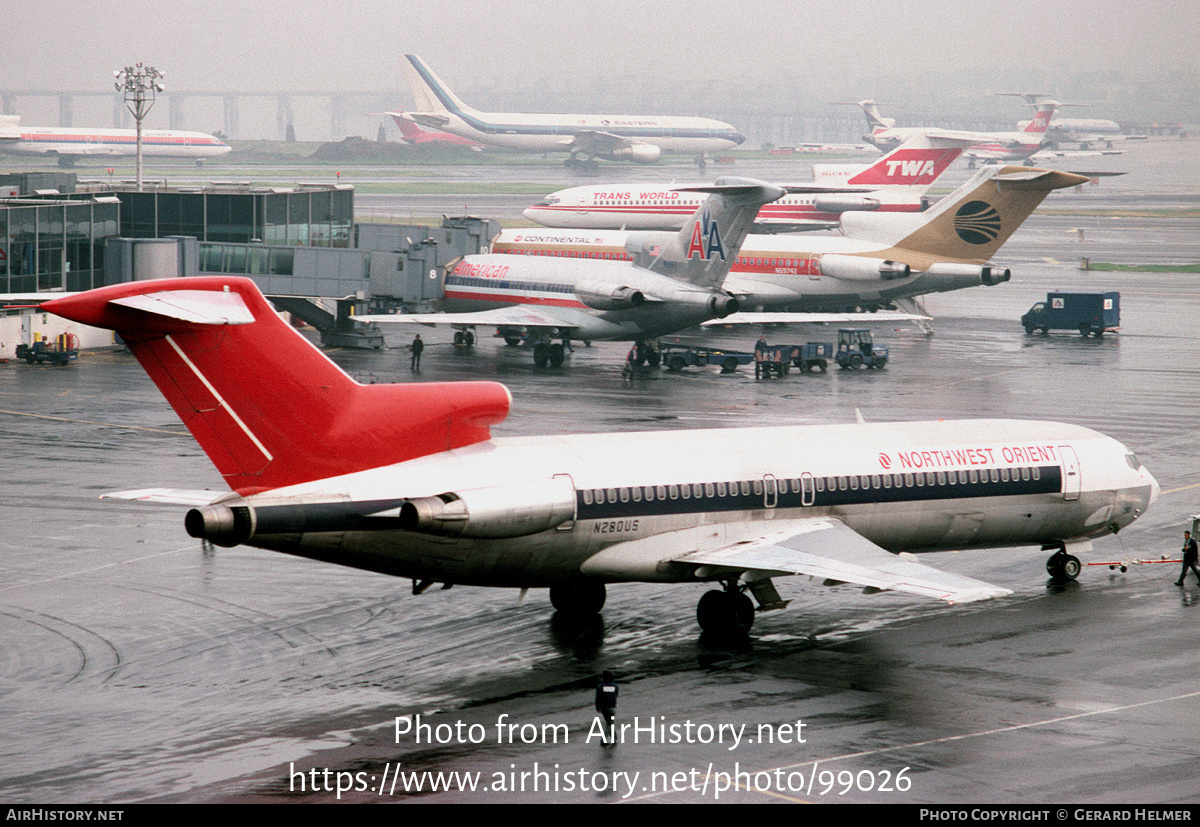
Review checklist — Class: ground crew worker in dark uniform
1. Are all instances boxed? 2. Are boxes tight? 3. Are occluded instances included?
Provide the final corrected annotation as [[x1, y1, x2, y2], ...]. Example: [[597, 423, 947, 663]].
[[410, 334, 424, 371], [595, 670, 618, 743], [1175, 530, 1199, 586]]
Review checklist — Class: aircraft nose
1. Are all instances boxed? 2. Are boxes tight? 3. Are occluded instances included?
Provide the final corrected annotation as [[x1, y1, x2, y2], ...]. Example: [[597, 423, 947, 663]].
[[1148, 471, 1161, 507], [731, 132, 747, 146]]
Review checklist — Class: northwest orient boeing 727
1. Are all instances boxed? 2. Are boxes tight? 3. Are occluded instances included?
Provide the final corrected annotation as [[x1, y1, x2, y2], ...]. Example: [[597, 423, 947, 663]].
[[0, 115, 231, 167], [43, 277, 1158, 636], [402, 54, 744, 167], [525, 133, 974, 232]]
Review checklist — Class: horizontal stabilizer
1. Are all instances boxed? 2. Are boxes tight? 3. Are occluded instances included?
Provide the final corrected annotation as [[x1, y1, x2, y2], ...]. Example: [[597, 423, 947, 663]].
[[110, 290, 256, 326], [102, 488, 231, 506]]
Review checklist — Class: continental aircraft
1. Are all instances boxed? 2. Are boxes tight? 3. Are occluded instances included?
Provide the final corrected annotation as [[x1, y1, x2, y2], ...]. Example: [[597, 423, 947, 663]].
[[355, 178, 784, 367], [0, 115, 231, 167], [855, 100, 1058, 167], [496, 166, 1089, 322], [403, 54, 745, 167], [524, 134, 975, 232], [42, 276, 1159, 635]]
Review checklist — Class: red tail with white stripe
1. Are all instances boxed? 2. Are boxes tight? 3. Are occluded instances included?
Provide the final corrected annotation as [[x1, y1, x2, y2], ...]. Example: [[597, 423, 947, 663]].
[[42, 277, 511, 496]]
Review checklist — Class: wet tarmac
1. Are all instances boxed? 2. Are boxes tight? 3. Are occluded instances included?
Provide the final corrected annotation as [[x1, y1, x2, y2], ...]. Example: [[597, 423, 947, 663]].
[[2, 142, 1199, 804]]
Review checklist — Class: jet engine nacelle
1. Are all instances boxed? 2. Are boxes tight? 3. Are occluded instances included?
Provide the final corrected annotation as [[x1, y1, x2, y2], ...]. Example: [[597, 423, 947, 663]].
[[399, 477, 577, 538], [574, 279, 646, 311], [923, 262, 1012, 286], [811, 195, 881, 214], [818, 253, 911, 282], [606, 143, 663, 164]]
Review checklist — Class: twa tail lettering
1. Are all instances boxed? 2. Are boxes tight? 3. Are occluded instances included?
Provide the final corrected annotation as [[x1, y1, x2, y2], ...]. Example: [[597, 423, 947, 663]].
[[837, 134, 971, 188], [41, 278, 511, 496]]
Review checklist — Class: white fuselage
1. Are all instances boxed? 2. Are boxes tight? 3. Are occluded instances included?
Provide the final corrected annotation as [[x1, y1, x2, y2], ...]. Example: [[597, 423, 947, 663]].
[[233, 419, 1158, 588], [428, 110, 744, 155], [440, 253, 731, 340], [491, 230, 985, 311], [0, 127, 232, 160], [524, 184, 922, 231]]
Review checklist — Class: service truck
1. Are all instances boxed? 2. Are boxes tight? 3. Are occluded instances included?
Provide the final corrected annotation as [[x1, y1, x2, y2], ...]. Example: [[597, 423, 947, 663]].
[[1021, 292, 1120, 337]]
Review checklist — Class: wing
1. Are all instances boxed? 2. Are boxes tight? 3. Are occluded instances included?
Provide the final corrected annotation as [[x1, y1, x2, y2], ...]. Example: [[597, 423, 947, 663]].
[[583, 517, 1009, 604], [568, 130, 636, 156], [355, 305, 594, 332], [703, 309, 930, 325]]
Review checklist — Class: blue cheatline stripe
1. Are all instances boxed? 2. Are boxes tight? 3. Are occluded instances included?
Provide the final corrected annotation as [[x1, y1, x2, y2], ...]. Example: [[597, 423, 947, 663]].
[[576, 465, 1063, 520], [407, 57, 741, 143]]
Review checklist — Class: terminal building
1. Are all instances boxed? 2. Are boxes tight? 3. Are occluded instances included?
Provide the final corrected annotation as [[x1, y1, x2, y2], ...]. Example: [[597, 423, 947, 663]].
[[0, 172, 497, 358]]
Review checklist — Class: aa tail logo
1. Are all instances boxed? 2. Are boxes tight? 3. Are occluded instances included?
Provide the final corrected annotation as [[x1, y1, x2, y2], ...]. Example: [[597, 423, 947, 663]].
[[954, 201, 1003, 244], [686, 211, 726, 261]]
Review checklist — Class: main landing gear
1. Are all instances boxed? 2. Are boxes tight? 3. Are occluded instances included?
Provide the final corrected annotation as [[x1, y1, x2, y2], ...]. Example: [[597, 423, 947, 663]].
[[1045, 543, 1082, 582], [549, 580, 606, 621], [696, 583, 755, 636], [533, 341, 568, 368], [565, 154, 600, 171]]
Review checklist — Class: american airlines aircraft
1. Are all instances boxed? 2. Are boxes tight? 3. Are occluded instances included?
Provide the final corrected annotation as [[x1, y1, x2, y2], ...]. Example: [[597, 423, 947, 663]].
[[41, 277, 1159, 636], [356, 178, 784, 366], [524, 134, 974, 232], [498, 166, 1088, 318], [403, 54, 745, 166], [0, 115, 231, 167]]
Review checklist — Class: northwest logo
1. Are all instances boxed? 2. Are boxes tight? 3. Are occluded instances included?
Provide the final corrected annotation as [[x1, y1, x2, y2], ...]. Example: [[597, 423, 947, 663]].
[[953, 201, 1002, 245], [686, 210, 726, 261]]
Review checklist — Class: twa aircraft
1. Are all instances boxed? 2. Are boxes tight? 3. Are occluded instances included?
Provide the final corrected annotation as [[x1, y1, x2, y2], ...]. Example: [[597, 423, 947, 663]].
[[356, 178, 783, 366], [403, 54, 745, 166], [42, 277, 1158, 635], [0, 115, 230, 167], [1000, 93, 1142, 150], [856, 100, 1058, 167], [524, 134, 974, 233], [498, 166, 1088, 320], [384, 112, 485, 150]]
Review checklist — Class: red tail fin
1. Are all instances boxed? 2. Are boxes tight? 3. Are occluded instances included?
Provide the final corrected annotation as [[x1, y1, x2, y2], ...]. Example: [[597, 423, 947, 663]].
[[390, 113, 425, 143], [43, 278, 511, 496], [845, 145, 963, 187]]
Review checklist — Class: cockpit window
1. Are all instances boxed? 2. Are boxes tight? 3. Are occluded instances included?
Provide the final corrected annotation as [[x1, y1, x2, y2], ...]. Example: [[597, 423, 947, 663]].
[[1125, 453, 1142, 470]]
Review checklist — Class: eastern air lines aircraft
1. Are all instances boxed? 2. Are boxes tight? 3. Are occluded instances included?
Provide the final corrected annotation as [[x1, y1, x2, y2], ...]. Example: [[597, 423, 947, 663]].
[[0, 115, 231, 167], [43, 277, 1158, 636], [403, 54, 745, 167]]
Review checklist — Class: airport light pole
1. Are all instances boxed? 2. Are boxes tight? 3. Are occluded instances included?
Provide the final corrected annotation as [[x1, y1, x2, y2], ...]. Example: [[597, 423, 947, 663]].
[[114, 63, 164, 191]]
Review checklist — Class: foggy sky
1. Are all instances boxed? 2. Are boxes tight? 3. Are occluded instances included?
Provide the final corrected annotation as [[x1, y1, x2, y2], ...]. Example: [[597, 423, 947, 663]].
[[11, 0, 1197, 93], [7, 0, 1199, 140]]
